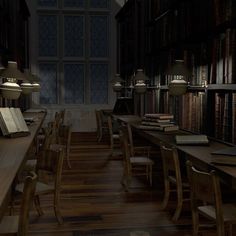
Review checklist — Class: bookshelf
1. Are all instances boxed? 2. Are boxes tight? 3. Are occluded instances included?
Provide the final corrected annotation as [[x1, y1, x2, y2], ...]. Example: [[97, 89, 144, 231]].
[[116, 0, 236, 144]]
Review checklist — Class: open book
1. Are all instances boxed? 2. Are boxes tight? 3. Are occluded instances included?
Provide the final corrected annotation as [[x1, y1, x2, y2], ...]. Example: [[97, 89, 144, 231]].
[[0, 107, 30, 137]]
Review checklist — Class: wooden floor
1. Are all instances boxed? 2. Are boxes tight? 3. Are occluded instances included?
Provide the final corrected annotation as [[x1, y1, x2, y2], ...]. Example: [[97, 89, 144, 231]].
[[14, 132, 231, 235]]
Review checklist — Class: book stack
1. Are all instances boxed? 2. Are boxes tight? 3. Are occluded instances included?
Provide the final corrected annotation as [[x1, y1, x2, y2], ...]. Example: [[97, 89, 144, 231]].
[[138, 113, 179, 132]]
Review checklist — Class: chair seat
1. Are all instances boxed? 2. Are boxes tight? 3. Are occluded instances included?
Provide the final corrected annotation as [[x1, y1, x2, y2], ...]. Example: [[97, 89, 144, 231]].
[[0, 215, 18, 234], [130, 156, 154, 165], [112, 134, 120, 139], [168, 175, 190, 188], [35, 182, 54, 194], [25, 159, 37, 170], [16, 181, 54, 195], [198, 204, 236, 223]]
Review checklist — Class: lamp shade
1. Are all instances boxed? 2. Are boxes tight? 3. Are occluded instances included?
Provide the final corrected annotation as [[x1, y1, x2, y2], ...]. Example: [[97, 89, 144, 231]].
[[134, 69, 148, 94], [167, 60, 189, 96], [0, 61, 25, 80], [111, 74, 124, 92], [0, 61, 24, 99]]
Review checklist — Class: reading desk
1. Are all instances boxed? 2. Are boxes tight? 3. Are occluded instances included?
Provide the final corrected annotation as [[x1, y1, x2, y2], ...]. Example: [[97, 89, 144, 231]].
[[0, 110, 46, 219], [115, 115, 236, 189]]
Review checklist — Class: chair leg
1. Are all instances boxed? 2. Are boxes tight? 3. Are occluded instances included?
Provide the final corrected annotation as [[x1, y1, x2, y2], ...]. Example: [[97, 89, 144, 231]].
[[172, 189, 183, 221], [54, 190, 63, 224], [225, 223, 232, 236], [149, 165, 152, 186], [34, 196, 44, 216], [66, 149, 72, 169], [161, 179, 170, 210], [192, 209, 199, 236]]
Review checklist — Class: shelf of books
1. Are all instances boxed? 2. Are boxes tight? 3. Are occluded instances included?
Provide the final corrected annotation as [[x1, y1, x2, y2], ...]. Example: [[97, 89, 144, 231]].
[[116, 0, 236, 145]]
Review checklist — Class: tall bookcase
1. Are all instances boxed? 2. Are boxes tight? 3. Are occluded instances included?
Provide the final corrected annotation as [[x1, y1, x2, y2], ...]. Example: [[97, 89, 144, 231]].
[[0, 0, 31, 110], [116, 0, 236, 144]]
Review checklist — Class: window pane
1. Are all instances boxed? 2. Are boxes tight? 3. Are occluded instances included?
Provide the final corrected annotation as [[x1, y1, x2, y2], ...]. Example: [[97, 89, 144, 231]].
[[90, 15, 109, 57], [38, 15, 57, 57], [39, 63, 58, 104], [90, 0, 109, 8], [64, 16, 84, 57], [90, 64, 108, 104], [38, 0, 57, 7], [64, 64, 84, 104], [63, 0, 84, 8]]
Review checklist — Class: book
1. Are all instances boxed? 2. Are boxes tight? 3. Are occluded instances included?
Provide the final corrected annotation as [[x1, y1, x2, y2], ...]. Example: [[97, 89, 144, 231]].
[[0, 107, 30, 137], [138, 125, 163, 131], [175, 135, 209, 145], [142, 117, 171, 123], [141, 121, 175, 127], [144, 113, 174, 120], [163, 125, 179, 132]]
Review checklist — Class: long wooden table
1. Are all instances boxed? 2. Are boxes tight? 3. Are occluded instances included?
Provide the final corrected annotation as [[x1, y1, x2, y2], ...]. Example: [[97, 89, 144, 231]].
[[0, 110, 46, 218], [115, 115, 236, 188]]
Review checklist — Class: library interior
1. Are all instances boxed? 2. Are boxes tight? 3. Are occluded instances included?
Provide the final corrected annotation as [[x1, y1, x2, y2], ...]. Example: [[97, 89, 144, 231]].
[[1, 0, 236, 235]]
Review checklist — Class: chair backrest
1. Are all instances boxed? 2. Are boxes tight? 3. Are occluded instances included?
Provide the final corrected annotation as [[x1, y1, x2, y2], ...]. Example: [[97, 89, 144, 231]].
[[119, 126, 131, 171], [160, 144, 182, 185], [186, 161, 224, 234], [18, 171, 37, 236], [36, 146, 65, 187]]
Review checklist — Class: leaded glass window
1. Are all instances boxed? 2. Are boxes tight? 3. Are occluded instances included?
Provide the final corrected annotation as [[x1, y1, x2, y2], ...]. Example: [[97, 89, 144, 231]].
[[90, 15, 109, 57], [38, 15, 58, 57], [39, 63, 58, 104], [90, 0, 109, 9], [64, 16, 84, 57], [63, 0, 84, 8], [90, 64, 108, 104], [38, 0, 57, 7], [37, 0, 110, 105], [64, 64, 85, 104]]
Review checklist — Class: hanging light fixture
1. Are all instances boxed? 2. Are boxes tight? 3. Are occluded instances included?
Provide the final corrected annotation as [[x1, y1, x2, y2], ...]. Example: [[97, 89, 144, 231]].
[[111, 74, 124, 92], [0, 61, 24, 99], [21, 69, 34, 95], [134, 69, 149, 94], [167, 59, 189, 96], [30, 74, 41, 92]]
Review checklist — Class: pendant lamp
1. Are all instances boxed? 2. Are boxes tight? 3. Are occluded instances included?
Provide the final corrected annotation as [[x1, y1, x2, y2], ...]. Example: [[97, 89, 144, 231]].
[[111, 74, 124, 92], [134, 69, 149, 94], [0, 61, 24, 99], [167, 60, 189, 96]]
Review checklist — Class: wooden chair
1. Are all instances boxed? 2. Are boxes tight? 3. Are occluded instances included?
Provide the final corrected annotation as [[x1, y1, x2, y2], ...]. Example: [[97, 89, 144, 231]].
[[186, 161, 236, 236], [16, 146, 65, 225], [107, 115, 120, 156], [127, 123, 151, 157], [95, 110, 108, 142], [0, 171, 37, 236], [119, 126, 154, 190], [160, 144, 189, 221], [59, 124, 72, 168]]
